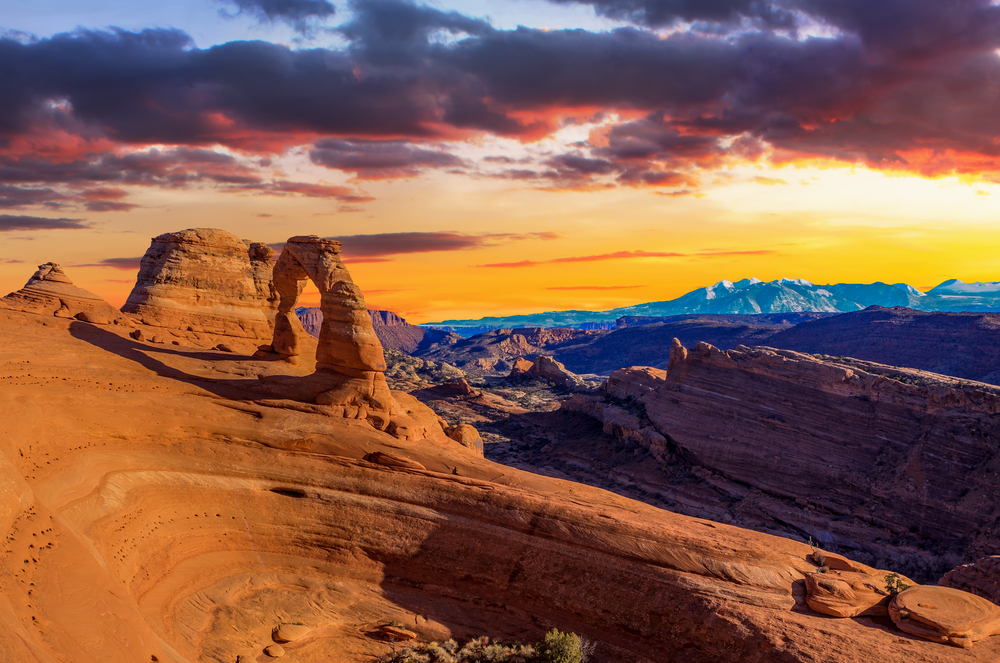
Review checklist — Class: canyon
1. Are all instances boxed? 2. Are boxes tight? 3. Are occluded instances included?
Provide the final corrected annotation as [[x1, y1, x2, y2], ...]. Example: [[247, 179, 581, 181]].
[[0, 229, 998, 661]]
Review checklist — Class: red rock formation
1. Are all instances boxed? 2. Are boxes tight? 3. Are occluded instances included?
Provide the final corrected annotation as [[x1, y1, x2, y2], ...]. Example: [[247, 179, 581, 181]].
[[1, 262, 130, 325], [508, 355, 586, 388], [941, 557, 1000, 606], [889, 586, 1000, 648], [571, 339, 1000, 574], [122, 228, 274, 339], [2, 306, 999, 660], [269, 236, 396, 428]]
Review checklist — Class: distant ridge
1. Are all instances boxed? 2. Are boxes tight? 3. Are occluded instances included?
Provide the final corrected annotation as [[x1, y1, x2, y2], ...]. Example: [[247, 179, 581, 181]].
[[424, 277, 1000, 335]]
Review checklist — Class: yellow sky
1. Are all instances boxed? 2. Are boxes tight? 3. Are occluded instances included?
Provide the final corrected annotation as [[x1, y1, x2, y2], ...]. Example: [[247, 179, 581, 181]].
[[2, 161, 999, 323]]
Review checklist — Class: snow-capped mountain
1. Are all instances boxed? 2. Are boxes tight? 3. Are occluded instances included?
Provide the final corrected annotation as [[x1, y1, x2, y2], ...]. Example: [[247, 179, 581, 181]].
[[423, 277, 999, 334]]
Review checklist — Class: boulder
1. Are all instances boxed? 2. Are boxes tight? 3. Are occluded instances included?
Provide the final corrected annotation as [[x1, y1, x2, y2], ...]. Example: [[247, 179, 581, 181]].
[[445, 424, 484, 455], [1, 263, 129, 325], [263, 643, 285, 657], [272, 623, 310, 643], [805, 570, 892, 618], [889, 585, 1000, 648], [508, 355, 585, 388], [940, 556, 1000, 606], [122, 228, 274, 339], [606, 366, 666, 400]]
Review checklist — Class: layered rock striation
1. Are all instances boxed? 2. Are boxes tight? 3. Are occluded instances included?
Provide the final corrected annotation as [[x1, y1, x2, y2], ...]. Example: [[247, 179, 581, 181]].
[[122, 228, 276, 338], [2, 307, 997, 660], [569, 339, 1000, 575], [1, 262, 130, 325]]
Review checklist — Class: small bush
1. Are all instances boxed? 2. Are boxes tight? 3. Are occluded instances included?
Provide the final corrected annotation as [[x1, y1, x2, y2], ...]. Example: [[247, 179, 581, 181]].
[[378, 630, 591, 663], [885, 573, 908, 596], [535, 629, 593, 663]]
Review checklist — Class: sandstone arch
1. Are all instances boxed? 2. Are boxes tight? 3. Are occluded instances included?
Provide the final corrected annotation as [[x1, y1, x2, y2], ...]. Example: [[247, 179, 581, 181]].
[[270, 235, 396, 428]]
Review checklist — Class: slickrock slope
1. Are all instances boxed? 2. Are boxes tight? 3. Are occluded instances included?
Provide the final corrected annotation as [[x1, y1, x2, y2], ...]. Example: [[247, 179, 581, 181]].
[[122, 228, 276, 339], [767, 306, 1000, 385], [569, 340, 1000, 578], [1, 262, 130, 325], [1, 308, 995, 662]]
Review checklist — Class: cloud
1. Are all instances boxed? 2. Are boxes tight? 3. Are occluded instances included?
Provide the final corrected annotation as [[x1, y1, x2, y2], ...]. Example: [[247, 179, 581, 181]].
[[310, 138, 466, 178], [0, 184, 71, 209], [74, 257, 143, 270], [546, 0, 796, 29], [222, 0, 335, 33], [270, 230, 558, 257], [480, 249, 684, 268], [752, 176, 787, 185], [546, 285, 645, 290], [232, 180, 375, 202], [0, 214, 88, 231], [2, 0, 1000, 188]]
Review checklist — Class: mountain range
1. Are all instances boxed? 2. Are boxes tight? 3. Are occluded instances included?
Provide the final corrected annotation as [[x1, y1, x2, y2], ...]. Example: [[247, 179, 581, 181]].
[[424, 277, 1000, 335]]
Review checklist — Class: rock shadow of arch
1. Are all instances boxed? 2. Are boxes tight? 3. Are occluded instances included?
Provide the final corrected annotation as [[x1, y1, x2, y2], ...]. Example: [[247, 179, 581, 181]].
[[65, 321, 338, 405]]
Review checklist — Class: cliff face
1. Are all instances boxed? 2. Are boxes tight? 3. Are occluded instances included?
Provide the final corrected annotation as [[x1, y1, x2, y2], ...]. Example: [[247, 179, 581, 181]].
[[571, 340, 1000, 574]]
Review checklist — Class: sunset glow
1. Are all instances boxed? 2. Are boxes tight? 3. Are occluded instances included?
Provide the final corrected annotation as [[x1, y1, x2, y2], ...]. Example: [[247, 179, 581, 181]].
[[2, 0, 1000, 323]]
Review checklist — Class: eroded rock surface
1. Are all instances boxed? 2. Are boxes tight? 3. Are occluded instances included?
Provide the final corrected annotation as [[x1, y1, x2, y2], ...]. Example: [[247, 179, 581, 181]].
[[941, 556, 1000, 606], [122, 228, 274, 339], [568, 339, 1000, 577], [889, 586, 1000, 648], [0, 307, 997, 661], [1, 263, 129, 325], [509, 355, 587, 389]]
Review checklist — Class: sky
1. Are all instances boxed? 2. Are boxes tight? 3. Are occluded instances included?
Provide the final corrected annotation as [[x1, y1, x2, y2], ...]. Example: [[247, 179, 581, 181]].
[[1, 0, 1000, 323]]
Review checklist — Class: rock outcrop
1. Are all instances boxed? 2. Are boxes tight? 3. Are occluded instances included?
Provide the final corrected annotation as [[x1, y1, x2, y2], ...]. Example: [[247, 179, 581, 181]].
[[941, 557, 1000, 606], [889, 586, 1000, 648], [509, 355, 586, 388], [2, 296, 1000, 660], [1, 262, 130, 325], [569, 338, 1000, 577], [122, 228, 275, 339]]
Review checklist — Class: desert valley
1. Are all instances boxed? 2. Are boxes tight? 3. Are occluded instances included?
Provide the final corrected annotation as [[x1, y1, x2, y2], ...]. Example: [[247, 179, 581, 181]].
[[6, 1, 1000, 660], [0, 227, 998, 662]]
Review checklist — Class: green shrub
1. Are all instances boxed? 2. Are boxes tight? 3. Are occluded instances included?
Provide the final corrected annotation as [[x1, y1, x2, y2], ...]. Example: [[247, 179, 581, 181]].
[[885, 573, 908, 596], [534, 629, 593, 663]]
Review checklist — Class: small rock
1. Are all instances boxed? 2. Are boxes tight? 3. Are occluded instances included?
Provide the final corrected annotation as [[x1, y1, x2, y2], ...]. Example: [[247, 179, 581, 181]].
[[379, 625, 417, 641], [74, 311, 110, 325], [150, 335, 166, 344], [215, 343, 234, 353], [130, 329, 145, 342], [264, 643, 285, 657]]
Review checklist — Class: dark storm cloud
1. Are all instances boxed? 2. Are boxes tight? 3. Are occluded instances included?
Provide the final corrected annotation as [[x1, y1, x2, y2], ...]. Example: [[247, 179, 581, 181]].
[[310, 138, 466, 178], [546, 0, 796, 29], [0, 214, 88, 231], [0, 185, 70, 209], [1, 0, 1000, 184], [224, 0, 335, 32]]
